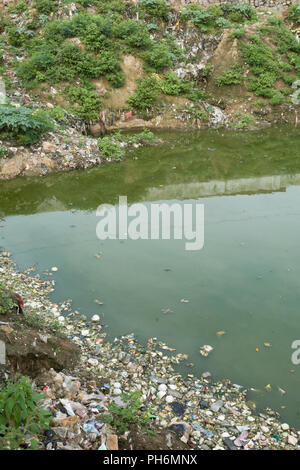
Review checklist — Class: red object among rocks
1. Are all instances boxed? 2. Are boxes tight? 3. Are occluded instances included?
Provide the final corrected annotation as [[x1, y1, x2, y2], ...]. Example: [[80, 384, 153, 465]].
[[14, 293, 24, 314]]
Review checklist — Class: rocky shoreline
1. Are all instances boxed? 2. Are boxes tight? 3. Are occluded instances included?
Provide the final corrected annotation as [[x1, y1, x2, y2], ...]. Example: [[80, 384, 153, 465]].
[[0, 250, 299, 450]]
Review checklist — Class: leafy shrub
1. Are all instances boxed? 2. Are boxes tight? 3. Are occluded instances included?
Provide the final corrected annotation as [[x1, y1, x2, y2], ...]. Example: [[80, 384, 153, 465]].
[[160, 72, 188, 95], [181, 5, 219, 32], [144, 42, 173, 71], [270, 24, 300, 54], [98, 137, 125, 160], [95, 0, 126, 14], [0, 376, 51, 450], [233, 112, 254, 129], [0, 284, 15, 314], [0, 105, 54, 145], [239, 35, 283, 97], [7, 1, 28, 14], [127, 77, 159, 109], [34, 0, 58, 15], [269, 91, 285, 106], [186, 104, 209, 122], [113, 20, 151, 49], [0, 146, 6, 158], [288, 3, 300, 23], [57, 43, 96, 77], [221, 3, 257, 23], [229, 28, 245, 40], [138, 0, 170, 20], [282, 74, 299, 86], [102, 392, 152, 434], [215, 63, 244, 86], [113, 128, 157, 145], [19, 38, 123, 87], [181, 3, 256, 31], [65, 86, 102, 121], [5, 24, 35, 47], [288, 52, 300, 73], [96, 50, 125, 87], [0, 13, 8, 34], [47, 105, 67, 122], [82, 17, 114, 52]]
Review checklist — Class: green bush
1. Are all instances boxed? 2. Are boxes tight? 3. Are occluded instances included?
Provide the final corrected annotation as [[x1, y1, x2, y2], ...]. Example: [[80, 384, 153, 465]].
[[95, 0, 126, 14], [102, 391, 152, 434], [34, 0, 58, 15], [138, 0, 170, 20], [181, 3, 256, 32], [239, 35, 283, 97], [7, 1, 28, 14], [98, 136, 125, 160], [160, 72, 187, 95], [96, 50, 125, 87], [0, 105, 54, 145], [221, 3, 257, 23], [215, 63, 244, 86], [127, 76, 159, 109], [181, 5, 219, 32], [5, 24, 35, 47], [270, 24, 300, 54], [229, 28, 245, 40], [0, 376, 51, 450], [144, 42, 173, 71], [288, 3, 300, 23], [0, 284, 15, 314], [269, 91, 285, 106], [113, 20, 151, 49], [282, 74, 299, 86], [82, 17, 114, 52], [65, 86, 102, 121]]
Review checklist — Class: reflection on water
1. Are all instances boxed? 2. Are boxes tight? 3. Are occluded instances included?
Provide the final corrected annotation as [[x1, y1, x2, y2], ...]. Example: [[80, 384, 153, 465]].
[[1, 126, 300, 426]]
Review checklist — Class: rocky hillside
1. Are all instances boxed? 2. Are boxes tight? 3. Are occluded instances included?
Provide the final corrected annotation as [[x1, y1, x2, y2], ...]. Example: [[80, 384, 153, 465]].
[[0, 0, 300, 178]]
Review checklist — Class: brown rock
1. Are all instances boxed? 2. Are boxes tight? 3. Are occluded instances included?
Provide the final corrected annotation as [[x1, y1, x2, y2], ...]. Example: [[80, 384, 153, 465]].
[[51, 415, 79, 432], [107, 434, 118, 450], [0, 155, 24, 179], [89, 123, 101, 137]]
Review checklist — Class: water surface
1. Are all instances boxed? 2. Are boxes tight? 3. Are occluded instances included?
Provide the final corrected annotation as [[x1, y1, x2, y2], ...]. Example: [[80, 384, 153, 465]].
[[1, 126, 300, 425]]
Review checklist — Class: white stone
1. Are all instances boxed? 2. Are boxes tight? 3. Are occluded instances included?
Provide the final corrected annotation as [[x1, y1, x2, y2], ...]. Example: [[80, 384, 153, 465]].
[[261, 426, 269, 434], [165, 395, 174, 403], [158, 384, 167, 392], [288, 435, 298, 446], [92, 314, 100, 322], [282, 423, 290, 431]]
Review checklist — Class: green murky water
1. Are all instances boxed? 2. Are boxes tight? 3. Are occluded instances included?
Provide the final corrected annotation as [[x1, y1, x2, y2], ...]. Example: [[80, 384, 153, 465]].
[[1, 126, 300, 426]]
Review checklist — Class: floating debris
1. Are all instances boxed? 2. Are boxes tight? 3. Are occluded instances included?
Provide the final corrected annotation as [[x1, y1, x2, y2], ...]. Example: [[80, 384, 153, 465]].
[[199, 345, 214, 357]]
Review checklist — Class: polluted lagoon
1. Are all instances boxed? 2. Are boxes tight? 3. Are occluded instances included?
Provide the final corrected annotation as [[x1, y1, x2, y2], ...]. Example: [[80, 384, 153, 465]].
[[1, 126, 300, 430]]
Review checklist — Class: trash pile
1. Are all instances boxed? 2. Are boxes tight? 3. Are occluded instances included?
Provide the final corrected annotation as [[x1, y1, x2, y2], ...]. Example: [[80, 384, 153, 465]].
[[0, 251, 300, 450]]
